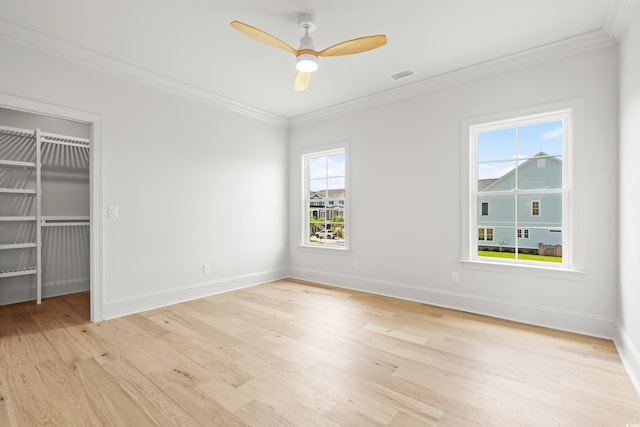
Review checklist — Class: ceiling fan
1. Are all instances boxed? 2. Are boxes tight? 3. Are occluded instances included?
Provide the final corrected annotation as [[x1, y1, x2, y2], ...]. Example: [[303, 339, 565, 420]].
[[230, 14, 387, 91]]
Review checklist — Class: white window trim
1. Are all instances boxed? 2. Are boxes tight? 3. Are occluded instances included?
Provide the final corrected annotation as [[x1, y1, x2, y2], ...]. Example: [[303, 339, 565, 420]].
[[300, 142, 350, 251], [460, 99, 584, 272]]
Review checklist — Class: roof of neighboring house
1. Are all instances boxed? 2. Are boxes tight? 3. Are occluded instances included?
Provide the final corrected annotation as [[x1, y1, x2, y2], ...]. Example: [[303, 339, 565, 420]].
[[478, 179, 498, 191], [480, 152, 561, 192], [310, 189, 345, 199]]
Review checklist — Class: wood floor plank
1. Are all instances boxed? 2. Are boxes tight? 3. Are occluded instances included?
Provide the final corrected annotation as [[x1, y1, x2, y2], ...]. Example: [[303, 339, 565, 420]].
[[0, 367, 13, 426], [0, 281, 639, 426], [99, 355, 199, 426], [69, 357, 160, 426]]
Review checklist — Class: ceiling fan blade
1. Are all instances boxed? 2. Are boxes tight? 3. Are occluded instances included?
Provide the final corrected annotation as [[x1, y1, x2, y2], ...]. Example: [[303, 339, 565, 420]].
[[230, 20, 296, 54], [294, 71, 310, 91], [318, 34, 387, 57]]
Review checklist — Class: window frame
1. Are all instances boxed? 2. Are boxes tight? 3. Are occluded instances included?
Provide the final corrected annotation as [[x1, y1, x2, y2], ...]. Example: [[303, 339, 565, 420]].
[[301, 144, 350, 251], [461, 101, 577, 270]]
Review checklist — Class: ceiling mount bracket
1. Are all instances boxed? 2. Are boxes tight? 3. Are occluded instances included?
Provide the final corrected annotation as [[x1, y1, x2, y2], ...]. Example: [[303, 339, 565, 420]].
[[297, 13, 316, 33]]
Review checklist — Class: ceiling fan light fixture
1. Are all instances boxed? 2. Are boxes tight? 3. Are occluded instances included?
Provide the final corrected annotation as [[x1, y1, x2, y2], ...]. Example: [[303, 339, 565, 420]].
[[296, 53, 318, 72]]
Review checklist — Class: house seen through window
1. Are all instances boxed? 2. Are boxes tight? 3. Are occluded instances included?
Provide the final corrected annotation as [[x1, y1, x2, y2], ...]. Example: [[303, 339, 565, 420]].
[[303, 147, 347, 249], [471, 110, 569, 265]]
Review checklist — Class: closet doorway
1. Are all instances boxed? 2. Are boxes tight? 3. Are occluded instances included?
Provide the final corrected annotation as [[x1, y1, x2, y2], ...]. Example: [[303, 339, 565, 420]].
[[0, 99, 101, 321]]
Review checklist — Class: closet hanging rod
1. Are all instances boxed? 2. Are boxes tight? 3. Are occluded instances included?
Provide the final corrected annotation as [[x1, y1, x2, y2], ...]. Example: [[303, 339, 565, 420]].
[[41, 216, 90, 221]]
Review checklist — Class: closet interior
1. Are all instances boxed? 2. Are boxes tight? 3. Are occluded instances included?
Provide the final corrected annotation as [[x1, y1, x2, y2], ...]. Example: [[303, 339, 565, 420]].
[[0, 113, 90, 306]]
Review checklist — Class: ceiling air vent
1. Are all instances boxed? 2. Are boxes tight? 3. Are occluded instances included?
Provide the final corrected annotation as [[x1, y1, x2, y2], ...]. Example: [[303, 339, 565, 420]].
[[390, 69, 415, 80]]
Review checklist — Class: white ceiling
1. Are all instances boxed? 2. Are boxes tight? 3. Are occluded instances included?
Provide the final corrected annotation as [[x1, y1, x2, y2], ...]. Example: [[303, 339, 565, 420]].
[[0, 0, 634, 121]]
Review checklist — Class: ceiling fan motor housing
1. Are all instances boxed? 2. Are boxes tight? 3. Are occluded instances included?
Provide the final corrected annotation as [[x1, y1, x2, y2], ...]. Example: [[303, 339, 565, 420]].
[[296, 19, 318, 72]]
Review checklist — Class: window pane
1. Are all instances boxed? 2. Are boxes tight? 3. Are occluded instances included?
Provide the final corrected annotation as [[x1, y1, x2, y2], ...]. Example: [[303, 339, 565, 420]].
[[327, 177, 345, 190], [327, 154, 345, 177], [309, 178, 328, 193], [478, 128, 516, 162], [478, 227, 516, 258], [478, 194, 515, 227], [478, 161, 517, 191], [518, 121, 563, 158], [309, 157, 327, 179], [518, 156, 562, 190], [535, 229, 563, 263], [517, 194, 561, 227]]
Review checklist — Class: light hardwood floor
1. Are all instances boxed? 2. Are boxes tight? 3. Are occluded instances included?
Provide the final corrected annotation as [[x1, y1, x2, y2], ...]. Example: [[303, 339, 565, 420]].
[[1, 279, 639, 426]]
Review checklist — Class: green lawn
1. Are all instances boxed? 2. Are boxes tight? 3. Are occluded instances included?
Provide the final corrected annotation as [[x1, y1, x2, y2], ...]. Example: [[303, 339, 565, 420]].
[[478, 251, 562, 263]]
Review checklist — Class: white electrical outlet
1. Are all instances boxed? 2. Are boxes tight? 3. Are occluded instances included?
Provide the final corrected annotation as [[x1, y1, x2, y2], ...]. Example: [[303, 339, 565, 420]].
[[450, 272, 459, 283], [354, 260, 360, 270], [108, 205, 119, 218], [203, 263, 211, 275]]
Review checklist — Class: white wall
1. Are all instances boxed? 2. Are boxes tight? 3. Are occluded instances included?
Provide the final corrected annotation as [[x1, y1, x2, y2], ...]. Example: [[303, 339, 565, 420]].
[[289, 46, 619, 338], [0, 38, 289, 318], [618, 3, 640, 393]]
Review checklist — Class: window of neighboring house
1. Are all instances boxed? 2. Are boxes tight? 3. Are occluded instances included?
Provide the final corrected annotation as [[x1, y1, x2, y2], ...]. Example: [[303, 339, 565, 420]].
[[517, 228, 530, 239], [486, 228, 494, 241], [531, 200, 540, 216], [302, 147, 347, 249], [478, 227, 494, 241], [468, 108, 571, 266]]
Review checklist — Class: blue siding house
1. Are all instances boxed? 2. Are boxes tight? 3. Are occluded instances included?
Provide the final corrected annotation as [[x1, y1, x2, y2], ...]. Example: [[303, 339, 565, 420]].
[[477, 153, 562, 255]]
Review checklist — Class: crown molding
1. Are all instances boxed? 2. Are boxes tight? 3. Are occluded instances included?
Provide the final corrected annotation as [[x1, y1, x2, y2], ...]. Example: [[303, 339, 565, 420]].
[[0, 19, 288, 128], [604, 0, 638, 39], [289, 29, 618, 128]]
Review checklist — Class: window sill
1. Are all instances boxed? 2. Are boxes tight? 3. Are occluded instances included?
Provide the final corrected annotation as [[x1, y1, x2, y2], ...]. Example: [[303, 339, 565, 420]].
[[460, 259, 586, 280], [296, 244, 351, 255]]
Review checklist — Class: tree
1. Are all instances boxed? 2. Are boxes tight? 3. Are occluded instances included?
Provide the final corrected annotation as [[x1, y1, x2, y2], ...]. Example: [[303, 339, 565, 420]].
[[332, 217, 345, 238], [309, 216, 323, 235]]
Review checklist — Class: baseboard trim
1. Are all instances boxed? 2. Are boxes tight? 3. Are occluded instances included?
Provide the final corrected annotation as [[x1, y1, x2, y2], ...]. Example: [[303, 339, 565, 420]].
[[615, 324, 640, 396], [0, 278, 89, 306], [288, 268, 617, 339], [103, 268, 289, 320]]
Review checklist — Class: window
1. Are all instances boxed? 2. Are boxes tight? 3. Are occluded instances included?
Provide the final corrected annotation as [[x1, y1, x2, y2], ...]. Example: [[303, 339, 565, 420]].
[[469, 108, 571, 266], [302, 147, 347, 249], [481, 202, 488, 216], [531, 201, 540, 216], [517, 229, 530, 239], [478, 227, 494, 241]]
